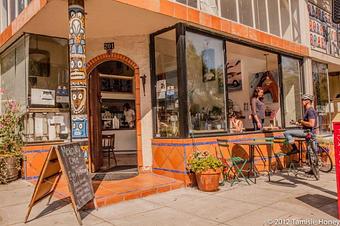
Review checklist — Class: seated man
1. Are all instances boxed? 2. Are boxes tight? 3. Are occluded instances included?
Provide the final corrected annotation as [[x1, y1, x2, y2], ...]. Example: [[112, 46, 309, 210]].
[[284, 94, 317, 173]]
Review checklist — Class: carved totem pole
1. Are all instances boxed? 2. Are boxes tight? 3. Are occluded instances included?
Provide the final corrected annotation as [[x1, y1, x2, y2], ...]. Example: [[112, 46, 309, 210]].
[[68, 0, 88, 141]]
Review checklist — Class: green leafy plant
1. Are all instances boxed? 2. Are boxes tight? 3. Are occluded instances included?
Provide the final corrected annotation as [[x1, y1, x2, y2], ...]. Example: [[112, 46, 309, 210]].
[[0, 99, 24, 156], [0, 90, 24, 183], [187, 150, 222, 173]]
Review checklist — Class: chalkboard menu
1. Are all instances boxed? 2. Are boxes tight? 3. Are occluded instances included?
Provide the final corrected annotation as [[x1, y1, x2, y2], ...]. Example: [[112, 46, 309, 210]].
[[57, 143, 94, 210]]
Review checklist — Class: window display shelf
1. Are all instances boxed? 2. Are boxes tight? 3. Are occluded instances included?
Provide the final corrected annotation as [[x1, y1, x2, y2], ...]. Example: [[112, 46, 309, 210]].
[[25, 140, 66, 145], [28, 108, 70, 113]]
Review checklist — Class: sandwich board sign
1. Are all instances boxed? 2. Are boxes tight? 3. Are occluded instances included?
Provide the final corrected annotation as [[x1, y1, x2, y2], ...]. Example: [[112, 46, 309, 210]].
[[24, 143, 97, 225]]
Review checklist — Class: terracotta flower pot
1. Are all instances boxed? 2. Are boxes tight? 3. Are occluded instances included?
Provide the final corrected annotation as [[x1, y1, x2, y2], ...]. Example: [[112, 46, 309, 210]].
[[0, 155, 19, 183], [195, 168, 221, 192]]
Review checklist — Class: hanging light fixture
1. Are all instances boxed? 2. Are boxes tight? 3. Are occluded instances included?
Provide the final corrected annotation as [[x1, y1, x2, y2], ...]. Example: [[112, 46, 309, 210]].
[[29, 35, 50, 77]]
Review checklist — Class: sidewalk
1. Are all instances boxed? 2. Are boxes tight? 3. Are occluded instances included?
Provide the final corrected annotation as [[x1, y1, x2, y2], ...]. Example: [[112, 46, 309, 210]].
[[0, 171, 338, 226]]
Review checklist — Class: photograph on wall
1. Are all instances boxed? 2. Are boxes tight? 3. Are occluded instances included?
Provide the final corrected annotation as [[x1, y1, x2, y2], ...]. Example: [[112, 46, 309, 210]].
[[202, 48, 216, 82], [156, 79, 166, 99], [226, 59, 242, 92]]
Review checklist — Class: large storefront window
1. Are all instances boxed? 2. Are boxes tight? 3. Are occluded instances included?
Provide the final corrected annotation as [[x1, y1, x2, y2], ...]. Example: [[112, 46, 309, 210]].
[[281, 56, 302, 127], [154, 29, 180, 138], [312, 62, 331, 133], [151, 24, 304, 138], [0, 36, 28, 113], [25, 35, 70, 143], [186, 31, 226, 133], [0, 34, 71, 143], [227, 42, 281, 131]]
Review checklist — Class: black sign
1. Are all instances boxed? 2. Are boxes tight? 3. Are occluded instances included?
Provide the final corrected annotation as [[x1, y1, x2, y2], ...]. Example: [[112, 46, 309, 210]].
[[57, 143, 94, 210], [104, 42, 115, 50], [333, 0, 340, 23]]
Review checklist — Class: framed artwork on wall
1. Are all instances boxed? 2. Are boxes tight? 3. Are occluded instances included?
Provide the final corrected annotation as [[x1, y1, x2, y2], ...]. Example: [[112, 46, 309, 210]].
[[226, 59, 242, 92]]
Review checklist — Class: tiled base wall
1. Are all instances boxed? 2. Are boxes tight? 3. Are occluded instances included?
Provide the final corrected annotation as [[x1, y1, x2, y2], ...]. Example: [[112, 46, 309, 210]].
[[152, 133, 335, 186], [22, 145, 51, 181]]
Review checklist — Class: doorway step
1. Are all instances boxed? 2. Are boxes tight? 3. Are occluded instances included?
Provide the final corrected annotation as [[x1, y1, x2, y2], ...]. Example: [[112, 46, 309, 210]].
[[52, 173, 184, 208], [91, 165, 138, 181]]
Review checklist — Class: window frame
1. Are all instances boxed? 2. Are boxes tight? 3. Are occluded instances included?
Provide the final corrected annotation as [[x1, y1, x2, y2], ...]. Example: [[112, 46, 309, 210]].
[[171, 0, 302, 43], [150, 23, 304, 138]]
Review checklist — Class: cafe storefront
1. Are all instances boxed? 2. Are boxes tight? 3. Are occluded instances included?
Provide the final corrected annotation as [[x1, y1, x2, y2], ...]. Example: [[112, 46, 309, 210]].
[[0, 0, 335, 200], [150, 23, 308, 184]]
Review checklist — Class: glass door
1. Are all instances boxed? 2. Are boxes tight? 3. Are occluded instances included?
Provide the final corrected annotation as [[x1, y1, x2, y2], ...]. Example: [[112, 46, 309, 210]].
[[312, 62, 331, 134], [281, 56, 303, 127]]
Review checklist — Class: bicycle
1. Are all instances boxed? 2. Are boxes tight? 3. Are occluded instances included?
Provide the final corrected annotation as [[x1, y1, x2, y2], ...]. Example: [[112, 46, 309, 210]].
[[287, 121, 320, 180], [304, 130, 320, 180], [291, 135, 332, 173], [316, 142, 332, 173]]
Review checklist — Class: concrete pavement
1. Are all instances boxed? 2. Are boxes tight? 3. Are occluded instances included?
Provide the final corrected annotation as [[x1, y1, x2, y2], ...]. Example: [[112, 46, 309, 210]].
[[0, 170, 338, 226]]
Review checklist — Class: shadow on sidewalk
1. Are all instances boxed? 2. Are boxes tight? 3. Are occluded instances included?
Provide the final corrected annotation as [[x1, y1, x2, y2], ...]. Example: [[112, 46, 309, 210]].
[[296, 194, 338, 218], [278, 173, 337, 197], [27, 197, 95, 223]]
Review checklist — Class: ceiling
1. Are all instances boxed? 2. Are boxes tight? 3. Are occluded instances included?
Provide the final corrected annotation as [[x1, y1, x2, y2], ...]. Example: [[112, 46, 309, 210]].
[[22, 0, 178, 39]]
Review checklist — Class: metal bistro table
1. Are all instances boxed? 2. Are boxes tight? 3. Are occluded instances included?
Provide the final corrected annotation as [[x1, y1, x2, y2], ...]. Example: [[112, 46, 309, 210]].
[[233, 140, 273, 184]]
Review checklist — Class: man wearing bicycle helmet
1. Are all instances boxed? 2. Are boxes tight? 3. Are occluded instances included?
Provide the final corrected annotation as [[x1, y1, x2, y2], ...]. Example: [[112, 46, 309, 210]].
[[284, 94, 317, 173]]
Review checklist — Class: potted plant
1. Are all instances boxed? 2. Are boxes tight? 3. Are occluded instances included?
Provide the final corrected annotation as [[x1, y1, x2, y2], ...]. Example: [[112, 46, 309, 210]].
[[187, 150, 222, 192], [0, 95, 24, 184]]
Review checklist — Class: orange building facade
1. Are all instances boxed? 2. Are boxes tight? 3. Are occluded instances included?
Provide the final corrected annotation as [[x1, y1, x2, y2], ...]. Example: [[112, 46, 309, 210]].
[[0, 0, 337, 189]]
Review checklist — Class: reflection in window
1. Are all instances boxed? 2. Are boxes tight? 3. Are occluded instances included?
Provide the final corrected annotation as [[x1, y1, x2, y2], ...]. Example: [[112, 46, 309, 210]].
[[154, 29, 180, 137], [312, 62, 331, 133], [199, 0, 218, 15], [186, 32, 226, 133], [18, 0, 25, 14], [9, 0, 15, 22], [0, 36, 28, 112], [238, 0, 253, 27], [221, 0, 237, 22], [291, 0, 301, 43], [28, 35, 69, 109], [176, 0, 197, 8], [226, 42, 281, 132], [280, 0, 292, 40], [1, 0, 8, 31], [254, 0, 267, 32], [268, 0, 280, 36], [282, 56, 302, 127]]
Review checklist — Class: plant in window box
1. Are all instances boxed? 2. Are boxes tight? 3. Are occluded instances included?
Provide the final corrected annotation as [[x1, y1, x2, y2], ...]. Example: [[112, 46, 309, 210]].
[[0, 91, 24, 184], [187, 150, 222, 192]]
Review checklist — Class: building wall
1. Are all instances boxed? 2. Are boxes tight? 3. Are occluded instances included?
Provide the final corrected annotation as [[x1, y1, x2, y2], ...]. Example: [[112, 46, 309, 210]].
[[87, 35, 153, 170]]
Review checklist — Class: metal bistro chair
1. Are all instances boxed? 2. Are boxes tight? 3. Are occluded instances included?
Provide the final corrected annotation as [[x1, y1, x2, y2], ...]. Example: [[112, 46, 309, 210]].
[[217, 139, 250, 186], [102, 134, 117, 168]]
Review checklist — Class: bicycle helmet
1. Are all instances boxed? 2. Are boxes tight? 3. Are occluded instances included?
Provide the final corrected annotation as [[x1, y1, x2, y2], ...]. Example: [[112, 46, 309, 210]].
[[302, 94, 314, 101]]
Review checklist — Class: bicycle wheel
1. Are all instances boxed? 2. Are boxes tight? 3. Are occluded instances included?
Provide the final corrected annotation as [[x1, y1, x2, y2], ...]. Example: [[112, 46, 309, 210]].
[[308, 145, 320, 180], [318, 146, 333, 173]]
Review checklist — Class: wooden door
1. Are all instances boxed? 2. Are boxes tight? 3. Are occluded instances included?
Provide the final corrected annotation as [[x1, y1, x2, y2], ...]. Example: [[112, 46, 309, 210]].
[[88, 69, 103, 172]]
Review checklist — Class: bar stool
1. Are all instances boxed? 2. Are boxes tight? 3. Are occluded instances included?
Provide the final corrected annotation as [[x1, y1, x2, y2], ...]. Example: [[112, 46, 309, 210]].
[[102, 134, 117, 168]]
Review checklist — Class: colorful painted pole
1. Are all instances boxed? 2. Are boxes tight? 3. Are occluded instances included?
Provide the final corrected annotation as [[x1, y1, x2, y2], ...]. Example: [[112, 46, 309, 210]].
[[68, 0, 88, 141]]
